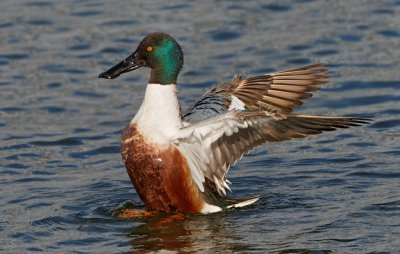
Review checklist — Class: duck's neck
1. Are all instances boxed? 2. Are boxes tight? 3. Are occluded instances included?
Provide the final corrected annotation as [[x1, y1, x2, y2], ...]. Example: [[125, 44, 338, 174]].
[[149, 68, 178, 84], [131, 84, 182, 143]]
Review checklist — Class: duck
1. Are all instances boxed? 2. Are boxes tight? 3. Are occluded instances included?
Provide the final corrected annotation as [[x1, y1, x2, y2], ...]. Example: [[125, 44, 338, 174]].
[[99, 32, 368, 214]]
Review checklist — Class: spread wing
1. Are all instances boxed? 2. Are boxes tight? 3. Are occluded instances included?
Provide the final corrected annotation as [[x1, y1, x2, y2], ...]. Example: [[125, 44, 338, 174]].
[[175, 110, 369, 196], [182, 64, 329, 122]]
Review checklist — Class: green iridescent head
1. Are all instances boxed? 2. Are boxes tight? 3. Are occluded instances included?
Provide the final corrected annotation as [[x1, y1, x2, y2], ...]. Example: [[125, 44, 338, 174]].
[[99, 33, 184, 85]]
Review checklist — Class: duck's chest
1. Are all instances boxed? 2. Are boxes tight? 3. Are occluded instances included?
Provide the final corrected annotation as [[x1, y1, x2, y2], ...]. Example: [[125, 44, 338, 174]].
[[121, 124, 204, 212], [121, 124, 169, 209]]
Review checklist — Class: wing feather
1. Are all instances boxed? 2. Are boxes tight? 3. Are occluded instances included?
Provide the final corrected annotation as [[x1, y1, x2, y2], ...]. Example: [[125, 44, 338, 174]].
[[182, 64, 330, 122], [175, 110, 369, 196]]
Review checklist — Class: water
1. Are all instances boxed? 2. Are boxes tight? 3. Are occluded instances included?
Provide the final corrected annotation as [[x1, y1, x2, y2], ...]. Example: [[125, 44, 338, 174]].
[[1, 0, 399, 253]]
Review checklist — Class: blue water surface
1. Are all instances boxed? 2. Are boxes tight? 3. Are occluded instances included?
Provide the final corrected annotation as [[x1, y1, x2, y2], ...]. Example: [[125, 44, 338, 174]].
[[1, 0, 400, 253]]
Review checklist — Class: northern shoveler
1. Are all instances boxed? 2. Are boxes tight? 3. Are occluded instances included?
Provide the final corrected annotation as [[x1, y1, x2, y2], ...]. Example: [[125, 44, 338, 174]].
[[99, 32, 368, 214]]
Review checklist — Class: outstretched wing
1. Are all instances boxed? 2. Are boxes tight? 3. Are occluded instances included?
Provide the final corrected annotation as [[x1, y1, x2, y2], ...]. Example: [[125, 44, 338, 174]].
[[182, 64, 329, 122], [174, 110, 368, 196]]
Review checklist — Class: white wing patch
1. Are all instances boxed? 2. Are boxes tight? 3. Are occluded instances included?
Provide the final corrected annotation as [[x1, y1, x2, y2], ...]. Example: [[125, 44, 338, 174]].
[[228, 95, 246, 110]]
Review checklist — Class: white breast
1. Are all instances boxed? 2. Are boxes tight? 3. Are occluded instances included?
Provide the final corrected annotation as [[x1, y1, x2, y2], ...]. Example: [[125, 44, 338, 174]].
[[131, 84, 183, 147]]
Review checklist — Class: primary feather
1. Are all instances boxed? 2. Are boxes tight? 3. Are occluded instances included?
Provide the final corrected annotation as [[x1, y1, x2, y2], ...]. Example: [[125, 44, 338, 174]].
[[182, 64, 329, 122]]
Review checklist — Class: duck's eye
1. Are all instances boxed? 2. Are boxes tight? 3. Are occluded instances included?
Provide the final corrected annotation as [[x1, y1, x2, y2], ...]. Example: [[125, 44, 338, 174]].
[[146, 46, 153, 52]]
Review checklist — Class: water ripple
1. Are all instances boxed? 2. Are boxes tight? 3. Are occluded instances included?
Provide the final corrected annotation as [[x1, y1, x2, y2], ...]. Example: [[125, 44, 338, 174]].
[[347, 172, 400, 178], [30, 137, 84, 146], [68, 146, 120, 159], [209, 30, 241, 41], [377, 30, 400, 38], [370, 119, 400, 129], [25, 19, 53, 26], [0, 53, 29, 60], [71, 11, 103, 17], [367, 200, 400, 211], [262, 4, 291, 12], [40, 64, 87, 74]]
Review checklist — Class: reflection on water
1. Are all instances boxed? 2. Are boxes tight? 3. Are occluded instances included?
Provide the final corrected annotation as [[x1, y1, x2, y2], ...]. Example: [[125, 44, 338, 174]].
[[126, 213, 251, 254], [1, 0, 400, 253]]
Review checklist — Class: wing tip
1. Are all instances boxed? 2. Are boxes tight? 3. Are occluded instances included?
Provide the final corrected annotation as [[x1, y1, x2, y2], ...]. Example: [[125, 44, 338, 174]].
[[286, 114, 372, 131], [226, 195, 261, 209]]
